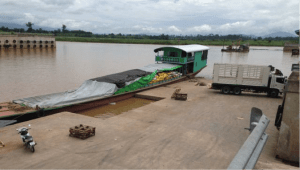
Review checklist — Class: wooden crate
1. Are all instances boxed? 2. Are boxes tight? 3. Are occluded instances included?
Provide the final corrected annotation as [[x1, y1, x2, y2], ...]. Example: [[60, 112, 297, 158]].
[[69, 124, 95, 140], [175, 93, 187, 101]]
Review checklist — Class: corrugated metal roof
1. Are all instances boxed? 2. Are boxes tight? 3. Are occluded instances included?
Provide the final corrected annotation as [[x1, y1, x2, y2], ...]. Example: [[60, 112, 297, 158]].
[[154, 44, 209, 53]]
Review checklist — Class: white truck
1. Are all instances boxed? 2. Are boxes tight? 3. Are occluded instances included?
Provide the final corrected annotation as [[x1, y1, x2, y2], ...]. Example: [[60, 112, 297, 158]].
[[211, 63, 286, 97]]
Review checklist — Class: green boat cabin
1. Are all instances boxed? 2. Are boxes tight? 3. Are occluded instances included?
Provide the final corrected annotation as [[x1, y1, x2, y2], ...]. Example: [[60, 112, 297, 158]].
[[154, 44, 209, 75]]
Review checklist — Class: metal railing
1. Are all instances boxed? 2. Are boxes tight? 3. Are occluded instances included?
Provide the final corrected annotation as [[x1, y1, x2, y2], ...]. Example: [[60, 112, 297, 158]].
[[155, 55, 194, 64], [155, 55, 182, 64], [227, 107, 270, 169], [161, 57, 180, 63]]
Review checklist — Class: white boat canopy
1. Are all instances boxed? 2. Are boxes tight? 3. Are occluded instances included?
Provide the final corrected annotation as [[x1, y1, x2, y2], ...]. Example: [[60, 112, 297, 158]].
[[154, 44, 209, 53]]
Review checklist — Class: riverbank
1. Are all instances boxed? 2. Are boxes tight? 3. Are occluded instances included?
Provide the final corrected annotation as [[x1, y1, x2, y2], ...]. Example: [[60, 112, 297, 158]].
[[0, 78, 296, 169], [55, 37, 296, 47]]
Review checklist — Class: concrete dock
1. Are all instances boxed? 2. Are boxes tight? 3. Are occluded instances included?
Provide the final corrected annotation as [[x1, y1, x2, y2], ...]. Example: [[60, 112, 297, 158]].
[[0, 78, 297, 169], [0, 34, 56, 49]]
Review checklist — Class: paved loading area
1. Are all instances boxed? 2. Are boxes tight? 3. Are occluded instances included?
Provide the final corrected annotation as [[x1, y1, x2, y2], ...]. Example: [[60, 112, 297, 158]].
[[0, 78, 297, 169]]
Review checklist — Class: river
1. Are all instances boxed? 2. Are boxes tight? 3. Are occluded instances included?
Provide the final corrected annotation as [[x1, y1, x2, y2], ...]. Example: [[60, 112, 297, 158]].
[[0, 42, 298, 103]]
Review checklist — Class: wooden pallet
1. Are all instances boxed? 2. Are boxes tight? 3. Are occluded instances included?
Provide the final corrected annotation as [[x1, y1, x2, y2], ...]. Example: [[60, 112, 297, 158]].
[[69, 124, 95, 140], [174, 93, 187, 101]]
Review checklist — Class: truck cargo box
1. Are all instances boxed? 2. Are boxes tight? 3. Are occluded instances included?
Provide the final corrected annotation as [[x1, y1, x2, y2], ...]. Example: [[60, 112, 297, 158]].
[[212, 63, 272, 87]]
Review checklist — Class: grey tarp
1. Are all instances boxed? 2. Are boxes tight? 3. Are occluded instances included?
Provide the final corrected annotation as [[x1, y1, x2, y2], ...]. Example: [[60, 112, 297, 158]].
[[139, 63, 180, 72], [90, 69, 151, 88], [0, 120, 17, 128], [125, 77, 141, 86], [13, 64, 179, 109], [13, 80, 118, 108]]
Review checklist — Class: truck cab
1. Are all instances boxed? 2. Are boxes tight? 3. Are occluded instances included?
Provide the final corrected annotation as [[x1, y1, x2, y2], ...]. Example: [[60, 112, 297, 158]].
[[269, 74, 287, 94]]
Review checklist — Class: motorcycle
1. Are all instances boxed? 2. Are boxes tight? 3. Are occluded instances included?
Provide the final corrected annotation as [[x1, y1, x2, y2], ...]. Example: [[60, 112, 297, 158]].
[[16, 126, 37, 152]]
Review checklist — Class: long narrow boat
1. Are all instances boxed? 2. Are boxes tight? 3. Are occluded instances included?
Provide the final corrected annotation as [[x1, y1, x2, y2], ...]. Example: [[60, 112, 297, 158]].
[[0, 44, 209, 122]]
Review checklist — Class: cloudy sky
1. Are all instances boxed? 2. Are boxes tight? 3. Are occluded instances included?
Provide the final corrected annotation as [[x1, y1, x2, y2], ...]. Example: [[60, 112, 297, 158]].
[[0, 0, 298, 35]]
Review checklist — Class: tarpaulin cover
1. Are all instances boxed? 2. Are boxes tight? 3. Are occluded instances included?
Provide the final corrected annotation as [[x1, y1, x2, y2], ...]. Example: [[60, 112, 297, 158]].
[[0, 120, 17, 128], [13, 80, 118, 108], [13, 64, 182, 108], [114, 70, 158, 95], [125, 77, 141, 86], [139, 63, 182, 73], [90, 69, 152, 88]]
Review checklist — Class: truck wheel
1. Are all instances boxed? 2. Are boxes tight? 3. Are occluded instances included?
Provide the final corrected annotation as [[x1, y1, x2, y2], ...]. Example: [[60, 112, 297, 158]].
[[222, 86, 230, 94], [233, 87, 241, 95], [269, 90, 278, 98]]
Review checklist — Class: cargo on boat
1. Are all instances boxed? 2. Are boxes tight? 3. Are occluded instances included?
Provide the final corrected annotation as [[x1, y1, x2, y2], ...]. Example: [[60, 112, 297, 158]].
[[0, 44, 209, 122], [221, 39, 249, 52], [221, 44, 249, 52]]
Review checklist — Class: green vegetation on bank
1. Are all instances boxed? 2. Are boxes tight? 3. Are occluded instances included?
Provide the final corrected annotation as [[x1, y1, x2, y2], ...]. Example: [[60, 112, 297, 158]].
[[55, 37, 298, 47], [1, 22, 298, 46], [0, 31, 53, 36]]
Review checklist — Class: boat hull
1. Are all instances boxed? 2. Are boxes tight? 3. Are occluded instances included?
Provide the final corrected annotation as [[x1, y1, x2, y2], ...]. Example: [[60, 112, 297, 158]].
[[0, 67, 205, 120]]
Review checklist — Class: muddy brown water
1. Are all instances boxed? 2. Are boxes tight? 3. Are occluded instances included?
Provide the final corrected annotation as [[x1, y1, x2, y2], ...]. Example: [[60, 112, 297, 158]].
[[79, 97, 154, 118], [0, 42, 298, 103]]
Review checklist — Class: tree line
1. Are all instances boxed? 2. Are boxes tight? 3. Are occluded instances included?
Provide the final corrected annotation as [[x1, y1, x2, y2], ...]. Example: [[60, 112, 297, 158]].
[[92, 33, 298, 41], [0, 22, 92, 37], [0, 22, 297, 42]]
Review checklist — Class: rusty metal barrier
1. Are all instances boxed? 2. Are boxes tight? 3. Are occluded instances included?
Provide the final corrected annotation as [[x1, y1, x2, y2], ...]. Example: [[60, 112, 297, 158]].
[[228, 107, 270, 169]]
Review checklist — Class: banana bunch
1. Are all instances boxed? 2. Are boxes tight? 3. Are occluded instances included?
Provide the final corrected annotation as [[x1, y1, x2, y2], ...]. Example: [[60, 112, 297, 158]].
[[149, 72, 178, 84]]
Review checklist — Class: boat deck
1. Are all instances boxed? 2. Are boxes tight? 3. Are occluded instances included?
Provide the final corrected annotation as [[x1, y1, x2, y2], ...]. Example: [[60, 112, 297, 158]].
[[0, 78, 296, 169]]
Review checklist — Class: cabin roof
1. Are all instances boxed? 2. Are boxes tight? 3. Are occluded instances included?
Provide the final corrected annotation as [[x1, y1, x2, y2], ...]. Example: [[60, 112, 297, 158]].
[[154, 44, 209, 53]]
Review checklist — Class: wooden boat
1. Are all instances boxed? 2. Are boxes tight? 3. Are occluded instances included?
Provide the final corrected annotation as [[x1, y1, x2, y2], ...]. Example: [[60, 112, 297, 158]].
[[221, 44, 249, 52], [0, 44, 209, 122]]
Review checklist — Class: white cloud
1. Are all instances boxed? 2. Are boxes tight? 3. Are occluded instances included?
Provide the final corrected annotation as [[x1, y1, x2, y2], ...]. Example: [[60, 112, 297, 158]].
[[188, 25, 212, 32], [39, 18, 90, 30], [178, 0, 215, 6], [168, 26, 181, 32], [218, 21, 254, 32], [0, 0, 298, 35], [132, 25, 163, 33], [24, 13, 35, 23]]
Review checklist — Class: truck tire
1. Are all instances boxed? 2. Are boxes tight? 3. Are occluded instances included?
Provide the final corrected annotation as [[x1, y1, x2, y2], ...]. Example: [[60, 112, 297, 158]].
[[233, 87, 241, 95], [269, 89, 279, 98], [222, 86, 230, 94]]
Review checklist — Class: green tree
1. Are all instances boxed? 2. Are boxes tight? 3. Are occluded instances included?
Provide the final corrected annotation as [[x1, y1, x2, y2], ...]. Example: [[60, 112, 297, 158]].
[[26, 22, 34, 32], [62, 24, 66, 33]]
